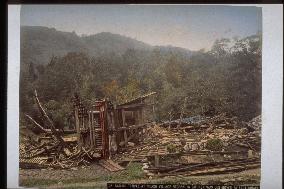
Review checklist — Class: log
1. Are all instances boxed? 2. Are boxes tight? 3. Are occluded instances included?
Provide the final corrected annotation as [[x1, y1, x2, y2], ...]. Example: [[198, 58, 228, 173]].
[[34, 90, 66, 147], [25, 114, 47, 133]]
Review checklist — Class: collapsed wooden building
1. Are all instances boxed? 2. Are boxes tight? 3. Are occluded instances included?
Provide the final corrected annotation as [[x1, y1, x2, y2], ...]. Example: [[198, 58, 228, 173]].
[[71, 92, 157, 159], [20, 90, 261, 175]]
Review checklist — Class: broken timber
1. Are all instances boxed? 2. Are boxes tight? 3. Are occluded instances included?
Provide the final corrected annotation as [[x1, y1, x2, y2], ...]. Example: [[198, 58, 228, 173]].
[[99, 159, 125, 172], [34, 90, 66, 146]]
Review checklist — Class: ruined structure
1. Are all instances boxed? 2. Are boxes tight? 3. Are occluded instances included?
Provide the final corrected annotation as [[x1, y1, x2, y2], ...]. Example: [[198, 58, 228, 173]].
[[20, 91, 261, 176], [71, 92, 158, 159]]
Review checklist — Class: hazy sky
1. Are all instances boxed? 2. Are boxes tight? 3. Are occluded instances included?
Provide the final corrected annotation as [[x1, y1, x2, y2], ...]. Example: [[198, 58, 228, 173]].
[[21, 5, 262, 50]]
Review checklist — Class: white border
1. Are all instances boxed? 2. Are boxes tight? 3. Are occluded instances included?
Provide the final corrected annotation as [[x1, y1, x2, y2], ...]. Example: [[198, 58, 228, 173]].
[[8, 5, 20, 189], [7, 4, 283, 189], [261, 4, 283, 189]]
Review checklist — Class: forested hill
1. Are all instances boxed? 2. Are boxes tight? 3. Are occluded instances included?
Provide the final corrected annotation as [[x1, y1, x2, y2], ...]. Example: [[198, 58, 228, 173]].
[[20, 26, 261, 129], [21, 26, 193, 66]]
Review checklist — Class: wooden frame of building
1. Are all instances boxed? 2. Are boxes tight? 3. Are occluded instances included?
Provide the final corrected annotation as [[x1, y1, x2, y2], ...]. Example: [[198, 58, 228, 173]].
[[72, 92, 157, 159]]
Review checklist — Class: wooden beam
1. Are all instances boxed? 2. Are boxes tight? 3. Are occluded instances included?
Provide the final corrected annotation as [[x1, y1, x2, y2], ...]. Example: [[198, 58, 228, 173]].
[[124, 130, 128, 147], [116, 123, 150, 131], [82, 117, 85, 130], [141, 109, 145, 123], [75, 108, 81, 149], [91, 111, 96, 148], [88, 111, 93, 148], [121, 109, 126, 127], [25, 114, 47, 133], [154, 154, 160, 167], [139, 109, 144, 124], [34, 90, 65, 145], [116, 103, 145, 110]]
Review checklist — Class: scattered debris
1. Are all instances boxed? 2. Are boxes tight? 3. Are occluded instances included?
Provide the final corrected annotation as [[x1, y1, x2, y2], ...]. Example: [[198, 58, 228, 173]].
[[20, 90, 261, 177], [98, 159, 125, 172], [114, 114, 261, 177]]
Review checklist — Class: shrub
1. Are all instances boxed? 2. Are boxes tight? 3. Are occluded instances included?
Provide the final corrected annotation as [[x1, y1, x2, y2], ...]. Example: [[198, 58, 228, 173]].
[[166, 143, 177, 153], [206, 138, 223, 151]]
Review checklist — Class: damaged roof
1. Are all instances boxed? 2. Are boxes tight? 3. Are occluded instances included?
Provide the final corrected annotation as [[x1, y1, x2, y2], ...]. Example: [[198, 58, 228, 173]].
[[117, 92, 157, 107]]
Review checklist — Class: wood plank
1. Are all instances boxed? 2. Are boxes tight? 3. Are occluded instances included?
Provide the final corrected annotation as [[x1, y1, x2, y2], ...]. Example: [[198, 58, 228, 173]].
[[106, 160, 125, 170], [99, 160, 123, 172], [117, 123, 150, 131], [124, 130, 128, 147]]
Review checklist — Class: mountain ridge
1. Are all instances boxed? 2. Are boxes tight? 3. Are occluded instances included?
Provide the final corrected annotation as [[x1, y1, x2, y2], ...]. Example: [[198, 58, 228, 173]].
[[21, 26, 194, 65]]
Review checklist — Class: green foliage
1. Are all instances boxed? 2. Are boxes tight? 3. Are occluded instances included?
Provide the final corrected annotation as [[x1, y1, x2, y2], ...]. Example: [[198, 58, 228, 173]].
[[20, 163, 145, 188], [45, 100, 72, 129], [100, 162, 145, 181], [20, 34, 261, 129], [206, 138, 223, 151], [20, 178, 58, 187], [166, 143, 177, 153]]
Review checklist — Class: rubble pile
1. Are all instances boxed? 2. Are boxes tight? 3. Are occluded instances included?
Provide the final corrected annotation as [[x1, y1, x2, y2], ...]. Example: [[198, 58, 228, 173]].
[[247, 115, 261, 131], [19, 133, 97, 169], [160, 115, 205, 127], [203, 128, 261, 152], [145, 157, 261, 177], [20, 90, 100, 169], [20, 107, 261, 176], [115, 114, 261, 177]]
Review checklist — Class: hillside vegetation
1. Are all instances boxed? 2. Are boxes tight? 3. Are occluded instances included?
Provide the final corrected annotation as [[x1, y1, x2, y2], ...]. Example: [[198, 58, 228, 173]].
[[20, 26, 261, 129]]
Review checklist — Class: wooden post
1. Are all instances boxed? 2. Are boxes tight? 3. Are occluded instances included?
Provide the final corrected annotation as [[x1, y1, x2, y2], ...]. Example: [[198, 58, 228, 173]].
[[154, 154, 160, 167], [138, 109, 143, 124], [88, 111, 93, 148], [168, 110, 173, 129], [178, 97, 188, 129], [152, 105, 156, 122], [113, 109, 120, 150], [91, 111, 96, 148], [121, 109, 126, 127], [141, 109, 145, 123], [124, 130, 128, 147], [82, 117, 85, 130], [75, 108, 82, 149]]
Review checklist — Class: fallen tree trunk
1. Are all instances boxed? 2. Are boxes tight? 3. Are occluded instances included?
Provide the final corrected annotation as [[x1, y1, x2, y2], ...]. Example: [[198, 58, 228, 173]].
[[34, 89, 66, 146], [25, 114, 47, 133]]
